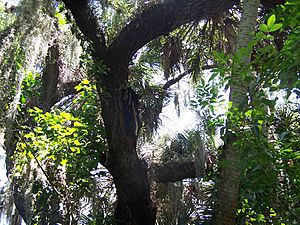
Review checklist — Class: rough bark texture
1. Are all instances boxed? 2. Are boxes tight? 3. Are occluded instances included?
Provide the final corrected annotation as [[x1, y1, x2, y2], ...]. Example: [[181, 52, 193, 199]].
[[62, 0, 106, 59], [213, 1, 260, 224], [108, 0, 238, 66], [40, 42, 60, 111], [39, 42, 82, 111], [100, 88, 157, 225], [151, 161, 196, 183], [61, 0, 238, 224]]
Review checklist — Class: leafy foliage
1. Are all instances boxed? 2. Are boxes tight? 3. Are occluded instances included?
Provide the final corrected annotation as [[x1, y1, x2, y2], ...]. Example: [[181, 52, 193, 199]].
[[192, 6, 299, 224], [0, 0, 299, 224], [14, 80, 109, 224]]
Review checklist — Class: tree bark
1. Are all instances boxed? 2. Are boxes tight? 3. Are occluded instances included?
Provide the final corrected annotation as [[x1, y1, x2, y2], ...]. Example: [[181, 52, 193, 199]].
[[108, 0, 238, 66], [213, 0, 260, 224], [99, 87, 156, 225], [61, 0, 238, 224], [151, 161, 197, 183]]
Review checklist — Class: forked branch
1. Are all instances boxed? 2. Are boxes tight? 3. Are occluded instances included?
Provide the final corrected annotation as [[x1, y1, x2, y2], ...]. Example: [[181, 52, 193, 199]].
[[109, 0, 238, 65], [62, 0, 106, 59]]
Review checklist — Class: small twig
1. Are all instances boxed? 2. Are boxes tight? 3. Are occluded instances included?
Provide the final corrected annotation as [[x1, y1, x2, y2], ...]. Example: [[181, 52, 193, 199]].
[[18, 134, 64, 199], [163, 65, 216, 90]]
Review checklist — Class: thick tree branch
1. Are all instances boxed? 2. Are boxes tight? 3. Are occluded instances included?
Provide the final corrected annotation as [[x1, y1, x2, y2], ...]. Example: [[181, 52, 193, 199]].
[[162, 65, 216, 90], [109, 0, 238, 64], [163, 69, 193, 90], [62, 0, 106, 59], [39, 43, 82, 111], [151, 161, 199, 183]]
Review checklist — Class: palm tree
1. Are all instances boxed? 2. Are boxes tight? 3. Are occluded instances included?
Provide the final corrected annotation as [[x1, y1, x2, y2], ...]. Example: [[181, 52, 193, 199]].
[[213, 0, 260, 224]]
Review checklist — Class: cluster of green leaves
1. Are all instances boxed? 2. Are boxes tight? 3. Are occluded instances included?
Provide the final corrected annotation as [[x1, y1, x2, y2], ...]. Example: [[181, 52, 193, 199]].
[[193, 10, 293, 121], [235, 104, 300, 224], [192, 6, 299, 224], [15, 79, 108, 223], [19, 71, 41, 107], [268, 0, 300, 94], [191, 74, 228, 120], [54, 3, 68, 27], [259, 14, 283, 33]]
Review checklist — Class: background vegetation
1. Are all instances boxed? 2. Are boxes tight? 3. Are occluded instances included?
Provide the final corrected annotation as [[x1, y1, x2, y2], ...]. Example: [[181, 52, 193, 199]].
[[0, 0, 299, 224]]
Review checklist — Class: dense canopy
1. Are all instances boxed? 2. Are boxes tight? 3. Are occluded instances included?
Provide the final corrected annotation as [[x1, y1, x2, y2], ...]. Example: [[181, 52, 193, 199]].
[[0, 0, 299, 224]]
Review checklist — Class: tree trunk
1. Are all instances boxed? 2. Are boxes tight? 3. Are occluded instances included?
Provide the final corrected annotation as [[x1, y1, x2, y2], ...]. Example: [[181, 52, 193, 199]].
[[100, 84, 156, 225], [213, 0, 260, 224], [51, 0, 238, 224]]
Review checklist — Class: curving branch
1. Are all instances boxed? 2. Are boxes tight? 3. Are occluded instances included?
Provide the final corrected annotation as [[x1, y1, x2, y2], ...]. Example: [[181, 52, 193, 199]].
[[162, 65, 216, 90], [108, 0, 238, 65], [62, 0, 106, 59], [163, 69, 193, 90]]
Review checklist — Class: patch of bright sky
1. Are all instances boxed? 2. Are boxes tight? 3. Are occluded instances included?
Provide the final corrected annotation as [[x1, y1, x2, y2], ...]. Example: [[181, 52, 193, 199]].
[[157, 77, 197, 136], [157, 68, 230, 137], [3, 0, 19, 7]]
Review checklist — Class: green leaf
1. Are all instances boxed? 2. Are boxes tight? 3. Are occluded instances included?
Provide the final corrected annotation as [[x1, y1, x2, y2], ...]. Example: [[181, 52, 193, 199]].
[[270, 208, 277, 217], [65, 127, 76, 136], [51, 124, 62, 130], [267, 14, 276, 28], [74, 121, 85, 128], [27, 151, 34, 159], [82, 79, 90, 85], [245, 110, 252, 118], [74, 139, 82, 146], [70, 147, 77, 152], [280, 149, 293, 155], [269, 23, 283, 32], [21, 95, 26, 104], [60, 112, 73, 121], [61, 159, 68, 166], [259, 24, 269, 33], [200, 78, 205, 86], [74, 84, 82, 91], [257, 214, 266, 222], [208, 72, 219, 82], [33, 107, 43, 113], [55, 12, 67, 26]]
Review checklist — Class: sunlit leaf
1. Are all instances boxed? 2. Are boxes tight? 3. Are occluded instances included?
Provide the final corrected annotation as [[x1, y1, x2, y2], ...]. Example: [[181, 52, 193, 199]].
[[74, 121, 85, 128], [245, 110, 252, 118], [61, 159, 68, 166], [267, 14, 276, 28], [74, 139, 82, 146], [60, 112, 73, 121], [259, 24, 269, 33], [269, 23, 283, 32], [51, 124, 62, 130], [82, 79, 90, 85]]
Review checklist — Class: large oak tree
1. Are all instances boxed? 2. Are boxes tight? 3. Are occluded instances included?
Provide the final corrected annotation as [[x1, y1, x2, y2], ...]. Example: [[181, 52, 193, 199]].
[[60, 0, 237, 224], [2, 0, 294, 224]]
